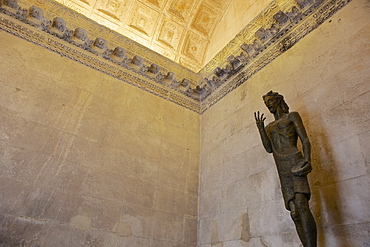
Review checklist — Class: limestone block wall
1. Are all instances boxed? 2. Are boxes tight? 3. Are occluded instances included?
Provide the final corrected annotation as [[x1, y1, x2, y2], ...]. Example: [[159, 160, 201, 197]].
[[0, 30, 200, 246], [199, 0, 370, 246]]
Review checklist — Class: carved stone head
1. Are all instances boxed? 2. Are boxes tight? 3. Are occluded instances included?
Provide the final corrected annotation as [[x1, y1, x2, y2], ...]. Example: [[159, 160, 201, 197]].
[[270, 24, 280, 35], [241, 43, 256, 56], [296, 0, 312, 9], [73, 27, 87, 41], [165, 72, 174, 81], [253, 39, 262, 49], [205, 78, 215, 88], [131, 55, 143, 66], [181, 79, 190, 88], [256, 28, 268, 41], [214, 67, 226, 78], [228, 55, 240, 69], [211, 76, 220, 85], [29, 6, 43, 20], [94, 38, 106, 49], [52, 17, 66, 32], [148, 64, 160, 74], [113, 47, 126, 58], [4, 0, 18, 9], [273, 10, 289, 25], [192, 85, 203, 97], [287, 6, 300, 19], [225, 64, 232, 72], [236, 52, 249, 63]]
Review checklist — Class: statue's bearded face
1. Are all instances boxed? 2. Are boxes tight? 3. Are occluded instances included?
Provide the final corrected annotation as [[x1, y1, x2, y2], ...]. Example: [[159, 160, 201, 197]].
[[264, 96, 280, 113]]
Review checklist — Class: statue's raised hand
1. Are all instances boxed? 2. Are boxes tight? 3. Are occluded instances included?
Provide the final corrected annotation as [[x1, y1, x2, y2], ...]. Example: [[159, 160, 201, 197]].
[[254, 111, 266, 129]]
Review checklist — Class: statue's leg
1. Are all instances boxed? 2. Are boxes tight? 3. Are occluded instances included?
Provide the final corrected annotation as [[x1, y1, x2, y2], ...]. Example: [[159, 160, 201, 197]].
[[289, 200, 307, 246], [294, 193, 317, 247]]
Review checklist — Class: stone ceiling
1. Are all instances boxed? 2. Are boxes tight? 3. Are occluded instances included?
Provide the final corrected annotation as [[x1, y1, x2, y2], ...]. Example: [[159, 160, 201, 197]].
[[54, 0, 236, 72]]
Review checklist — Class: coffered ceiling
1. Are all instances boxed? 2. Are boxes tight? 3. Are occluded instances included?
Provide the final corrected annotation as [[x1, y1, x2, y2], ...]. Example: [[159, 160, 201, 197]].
[[53, 0, 237, 71]]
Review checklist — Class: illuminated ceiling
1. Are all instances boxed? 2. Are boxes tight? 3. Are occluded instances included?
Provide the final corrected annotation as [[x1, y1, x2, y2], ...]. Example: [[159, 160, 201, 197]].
[[53, 0, 260, 72]]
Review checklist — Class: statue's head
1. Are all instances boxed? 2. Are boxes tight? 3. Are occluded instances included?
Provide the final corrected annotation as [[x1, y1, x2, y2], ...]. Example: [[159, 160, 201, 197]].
[[262, 91, 289, 114]]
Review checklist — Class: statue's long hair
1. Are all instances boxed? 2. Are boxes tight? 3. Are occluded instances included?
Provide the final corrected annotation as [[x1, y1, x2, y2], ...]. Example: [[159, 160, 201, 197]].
[[262, 91, 289, 113]]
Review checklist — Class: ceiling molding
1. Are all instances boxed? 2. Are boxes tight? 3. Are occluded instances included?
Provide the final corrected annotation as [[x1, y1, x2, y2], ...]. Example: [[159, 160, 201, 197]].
[[199, 0, 353, 112], [0, 0, 352, 114], [45, 0, 235, 72]]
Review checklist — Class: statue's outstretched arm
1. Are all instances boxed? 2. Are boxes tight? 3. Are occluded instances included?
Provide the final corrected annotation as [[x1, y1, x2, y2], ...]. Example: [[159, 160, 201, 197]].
[[254, 111, 272, 153]]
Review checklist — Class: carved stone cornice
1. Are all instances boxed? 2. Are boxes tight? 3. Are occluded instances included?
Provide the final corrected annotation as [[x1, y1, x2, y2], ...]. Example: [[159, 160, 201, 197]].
[[198, 0, 353, 112], [0, 0, 352, 114], [0, 0, 202, 112]]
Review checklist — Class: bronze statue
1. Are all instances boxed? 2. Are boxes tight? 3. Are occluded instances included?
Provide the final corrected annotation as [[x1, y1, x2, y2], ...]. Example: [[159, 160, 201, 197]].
[[254, 91, 317, 247]]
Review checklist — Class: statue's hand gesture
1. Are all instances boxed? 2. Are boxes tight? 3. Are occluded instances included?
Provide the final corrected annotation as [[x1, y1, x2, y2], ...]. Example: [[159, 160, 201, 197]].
[[254, 111, 266, 129], [254, 111, 272, 153]]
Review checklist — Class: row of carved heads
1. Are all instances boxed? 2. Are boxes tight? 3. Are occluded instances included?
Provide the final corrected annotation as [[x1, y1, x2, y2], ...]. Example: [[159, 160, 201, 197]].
[[0, 0, 203, 100], [200, 0, 316, 101]]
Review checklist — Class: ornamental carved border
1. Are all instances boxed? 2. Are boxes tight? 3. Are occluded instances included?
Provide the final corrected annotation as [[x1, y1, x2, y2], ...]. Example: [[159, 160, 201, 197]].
[[0, 0, 352, 114], [198, 0, 353, 112], [0, 0, 201, 112]]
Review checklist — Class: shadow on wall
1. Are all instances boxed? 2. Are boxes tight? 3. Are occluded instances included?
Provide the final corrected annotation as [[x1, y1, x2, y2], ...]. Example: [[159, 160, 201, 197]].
[[308, 113, 346, 247]]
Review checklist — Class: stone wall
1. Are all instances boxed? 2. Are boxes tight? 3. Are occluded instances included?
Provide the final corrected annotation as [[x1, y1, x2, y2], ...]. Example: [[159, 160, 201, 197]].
[[1, 0, 369, 246], [199, 0, 370, 246], [0, 30, 200, 246]]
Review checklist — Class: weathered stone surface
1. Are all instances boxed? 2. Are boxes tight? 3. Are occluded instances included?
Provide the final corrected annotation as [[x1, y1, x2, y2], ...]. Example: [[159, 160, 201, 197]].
[[0, 0, 369, 245], [185, 191, 199, 217], [198, 216, 212, 245], [0, 28, 199, 246], [24, 45, 68, 80], [0, 30, 34, 67], [0, 214, 49, 246], [358, 130, 370, 168], [184, 217, 198, 244], [211, 220, 220, 245], [156, 164, 187, 191], [199, 0, 370, 246], [199, 189, 221, 218], [154, 185, 186, 215], [113, 221, 133, 237], [186, 170, 199, 194], [78, 196, 122, 230], [201, 163, 223, 192], [241, 213, 251, 242], [152, 211, 184, 242], [70, 215, 91, 230], [200, 141, 224, 173]]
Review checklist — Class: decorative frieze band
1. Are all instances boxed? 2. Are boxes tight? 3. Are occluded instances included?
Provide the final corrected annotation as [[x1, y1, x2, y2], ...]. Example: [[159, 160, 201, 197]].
[[198, 0, 353, 112], [0, 0, 352, 114], [0, 0, 202, 112]]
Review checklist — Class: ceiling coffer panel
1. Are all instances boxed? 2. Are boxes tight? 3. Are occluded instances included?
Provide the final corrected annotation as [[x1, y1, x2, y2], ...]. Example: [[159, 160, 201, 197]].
[[50, 0, 234, 72]]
